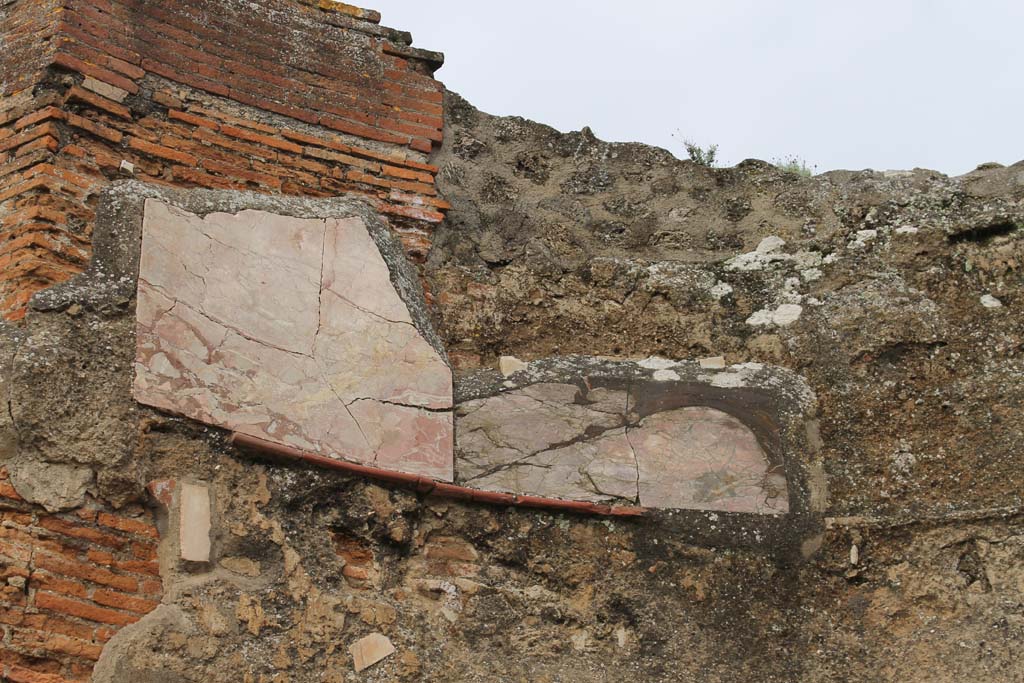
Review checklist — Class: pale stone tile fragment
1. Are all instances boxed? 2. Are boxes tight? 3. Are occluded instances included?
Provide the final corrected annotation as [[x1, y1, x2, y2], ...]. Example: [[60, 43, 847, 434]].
[[349, 633, 395, 672], [179, 482, 211, 562]]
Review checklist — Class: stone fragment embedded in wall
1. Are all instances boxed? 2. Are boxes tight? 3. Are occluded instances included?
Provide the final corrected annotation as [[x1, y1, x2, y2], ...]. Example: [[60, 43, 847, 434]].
[[349, 632, 396, 672], [454, 357, 818, 514], [133, 198, 454, 481], [8, 460, 94, 512], [179, 482, 212, 563]]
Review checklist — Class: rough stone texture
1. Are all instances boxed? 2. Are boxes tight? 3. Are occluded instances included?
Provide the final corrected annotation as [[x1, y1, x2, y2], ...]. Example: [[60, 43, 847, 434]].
[[133, 198, 453, 480], [430, 92, 1024, 520], [7, 459, 94, 512], [0, 88, 1022, 683], [455, 359, 795, 514]]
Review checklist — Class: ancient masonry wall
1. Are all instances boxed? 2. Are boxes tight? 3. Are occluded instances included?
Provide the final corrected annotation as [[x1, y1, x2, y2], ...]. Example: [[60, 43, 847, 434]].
[[0, 0, 447, 321], [1, 2, 445, 680], [0, 468, 161, 682]]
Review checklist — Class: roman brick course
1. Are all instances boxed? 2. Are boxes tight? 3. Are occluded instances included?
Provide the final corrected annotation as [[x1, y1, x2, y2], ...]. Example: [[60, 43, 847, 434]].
[[1, 0, 447, 320], [0, 467, 162, 683]]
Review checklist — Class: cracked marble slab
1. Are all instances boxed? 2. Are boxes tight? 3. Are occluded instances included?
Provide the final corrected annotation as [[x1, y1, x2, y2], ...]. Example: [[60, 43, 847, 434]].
[[134, 200, 453, 481], [455, 367, 790, 514]]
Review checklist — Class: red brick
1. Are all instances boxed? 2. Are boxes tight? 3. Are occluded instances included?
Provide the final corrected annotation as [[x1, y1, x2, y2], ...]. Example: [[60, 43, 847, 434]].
[[192, 127, 278, 161], [19, 613, 94, 642], [64, 86, 131, 120], [33, 552, 139, 593], [171, 166, 245, 190], [300, 145, 375, 172], [13, 107, 65, 131], [64, 114, 123, 144], [167, 109, 218, 130], [318, 115, 408, 146], [93, 626, 117, 643], [0, 122, 60, 153], [51, 53, 140, 95], [381, 204, 445, 223], [35, 592, 140, 626], [129, 541, 158, 561], [220, 125, 302, 154], [91, 589, 160, 615], [0, 479, 24, 501], [104, 54, 146, 80], [202, 159, 283, 190], [10, 629, 104, 661], [345, 170, 436, 196], [107, 559, 159, 577], [14, 135, 61, 157], [5, 664, 82, 683], [186, 106, 279, 134], [28, 573, 89, 599], [127, 137, 197, 166], [409, 137, 433, 154], [95, 512, 158, 539], [388, 191, 450, 211], [377, 116, 443, 142], [153, 89, 184, 109], [381, 164, 433, 183], [72, 508, 98, 523]]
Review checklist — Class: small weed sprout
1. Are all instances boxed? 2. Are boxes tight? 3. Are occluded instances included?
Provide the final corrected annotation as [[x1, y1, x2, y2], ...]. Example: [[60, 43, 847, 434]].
[[685, 140, 719, 168], [672, 131, 719, 167], [773, 155, 816, 177]]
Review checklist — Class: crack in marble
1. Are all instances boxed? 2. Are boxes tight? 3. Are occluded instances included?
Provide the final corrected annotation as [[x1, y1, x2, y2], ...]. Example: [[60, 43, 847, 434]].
[[623, 370, 641, 505], [141, 278, 312, 360], [323, 289, 417, 329], [455, 381, 788, 512], [311, 219, 328, 357], [460, 417, 635, 484], [346, 397, 452, 414]]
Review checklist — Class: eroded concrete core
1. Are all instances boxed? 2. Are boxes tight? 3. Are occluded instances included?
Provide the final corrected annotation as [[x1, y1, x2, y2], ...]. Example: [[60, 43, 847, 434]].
[[455, 357, 820, 516], [130, 193, 454, 481]]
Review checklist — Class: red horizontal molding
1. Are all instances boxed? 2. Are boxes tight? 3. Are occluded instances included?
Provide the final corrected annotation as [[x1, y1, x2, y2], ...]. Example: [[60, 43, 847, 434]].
[[229, 432, 648, 518]]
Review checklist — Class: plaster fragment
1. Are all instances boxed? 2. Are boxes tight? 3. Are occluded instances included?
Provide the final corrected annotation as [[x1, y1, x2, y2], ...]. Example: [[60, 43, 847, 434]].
[[699, 356, 727, 370], [980, 294, 1003, 308], [350, 633, 395, 672], [499, 355, 528, 377]]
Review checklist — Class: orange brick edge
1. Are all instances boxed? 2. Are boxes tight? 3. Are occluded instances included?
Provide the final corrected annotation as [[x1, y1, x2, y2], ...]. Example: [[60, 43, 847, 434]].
[[229, 432, 648, 518]]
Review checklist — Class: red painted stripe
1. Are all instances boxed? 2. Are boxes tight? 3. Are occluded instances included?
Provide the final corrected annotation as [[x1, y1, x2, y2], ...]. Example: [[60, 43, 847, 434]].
[[229, 432, 647, 518]]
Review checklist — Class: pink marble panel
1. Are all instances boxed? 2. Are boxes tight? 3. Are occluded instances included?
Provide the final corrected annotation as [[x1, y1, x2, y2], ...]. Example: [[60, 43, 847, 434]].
[[632, 407, 788, 513], [134, 200, 453, 481], [455, 384, 788, 513]]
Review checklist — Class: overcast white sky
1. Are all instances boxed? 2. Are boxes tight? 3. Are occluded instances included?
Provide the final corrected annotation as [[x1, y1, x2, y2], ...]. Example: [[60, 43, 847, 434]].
[[371, 0, 1022, 176]]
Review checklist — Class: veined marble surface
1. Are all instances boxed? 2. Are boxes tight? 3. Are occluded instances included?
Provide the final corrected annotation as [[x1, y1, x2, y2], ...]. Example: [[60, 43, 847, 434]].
[[456, 382, 788, 513], [134, 200, 453, 480]]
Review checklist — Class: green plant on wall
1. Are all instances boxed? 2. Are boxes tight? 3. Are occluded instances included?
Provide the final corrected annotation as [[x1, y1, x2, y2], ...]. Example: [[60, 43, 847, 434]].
[[684, 139, 719, 167], [772, 155, 816, 177], [673, 131, 719, 167]]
